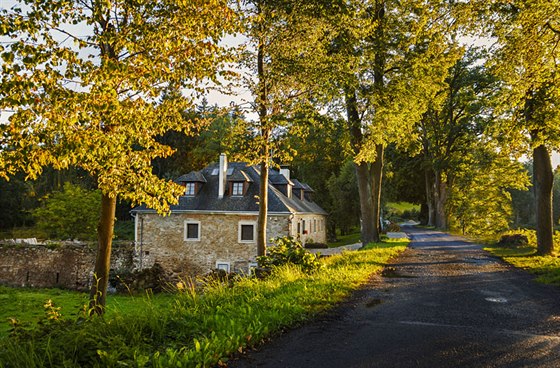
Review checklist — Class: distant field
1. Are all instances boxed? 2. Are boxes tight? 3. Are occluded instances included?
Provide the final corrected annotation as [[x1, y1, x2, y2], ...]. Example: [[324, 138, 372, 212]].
[[386, 202, 420, 213]]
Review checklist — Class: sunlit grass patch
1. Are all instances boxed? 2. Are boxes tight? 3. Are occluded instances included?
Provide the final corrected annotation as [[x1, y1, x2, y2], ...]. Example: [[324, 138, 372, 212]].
[[484, 245, 560, 286], [0, 239, 408, 367]]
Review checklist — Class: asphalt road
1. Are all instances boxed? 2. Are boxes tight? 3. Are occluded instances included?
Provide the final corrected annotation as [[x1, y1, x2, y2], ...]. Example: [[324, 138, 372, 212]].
[[229, 227, 560, 368]]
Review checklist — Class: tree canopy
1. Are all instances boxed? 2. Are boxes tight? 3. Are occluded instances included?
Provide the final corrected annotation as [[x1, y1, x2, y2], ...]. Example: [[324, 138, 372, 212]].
[[0, 0, 238, 313]]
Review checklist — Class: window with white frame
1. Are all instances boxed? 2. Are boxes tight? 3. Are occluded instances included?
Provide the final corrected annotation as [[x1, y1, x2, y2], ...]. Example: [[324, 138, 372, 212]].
[[216, 262, 230, 272], [238, 221, 256, 242], [248, 262, 258, 275], [184, 220, 201, 241], [185, 182, 196, 196], [232, 182, 244, 196]]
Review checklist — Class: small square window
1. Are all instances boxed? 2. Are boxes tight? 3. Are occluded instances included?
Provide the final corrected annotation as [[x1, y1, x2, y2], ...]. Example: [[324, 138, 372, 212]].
[[216, 262, 230, 272], [232, 182, 244, 196], [184, 221, 200, 241], [238, 221, 256, 243], [185, 183, 196, 196]]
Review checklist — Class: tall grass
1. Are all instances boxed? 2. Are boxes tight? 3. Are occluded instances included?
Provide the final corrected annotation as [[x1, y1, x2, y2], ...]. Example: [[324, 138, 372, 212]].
[[0, 240, 407, 367]]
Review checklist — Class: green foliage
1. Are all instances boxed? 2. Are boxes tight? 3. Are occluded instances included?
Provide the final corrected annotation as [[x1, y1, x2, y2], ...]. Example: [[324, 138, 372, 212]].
[[0, 241, 407, 367], [327, 160, 361, 235], [448, 147, 530, 235], [257, 237, 322, 274], [0, 0, 238, 214], [32, 183, 101, 240]]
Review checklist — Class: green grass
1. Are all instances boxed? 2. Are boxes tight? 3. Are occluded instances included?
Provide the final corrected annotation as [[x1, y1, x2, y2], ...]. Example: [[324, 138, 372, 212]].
[[0, 286, 175, 339], [386, 202, 420, 213], [328, 229, 361, 248], [484, 245, 560, 286], [0, 239, 408, 367]]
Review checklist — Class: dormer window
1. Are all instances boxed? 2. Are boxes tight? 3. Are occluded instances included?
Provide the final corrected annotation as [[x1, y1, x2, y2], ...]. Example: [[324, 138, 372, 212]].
[[176, 171, 206, 197], [232, 182, 244, 196], [185, 182, 196, 196]]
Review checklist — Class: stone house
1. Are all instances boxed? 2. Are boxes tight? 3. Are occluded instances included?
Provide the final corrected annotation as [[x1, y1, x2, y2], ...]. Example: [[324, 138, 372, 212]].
[[131, 154, 328, 277]]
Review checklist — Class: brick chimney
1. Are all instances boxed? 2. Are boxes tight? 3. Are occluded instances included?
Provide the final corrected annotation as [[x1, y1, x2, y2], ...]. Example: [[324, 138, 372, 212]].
[[218, 153, 227, 198]]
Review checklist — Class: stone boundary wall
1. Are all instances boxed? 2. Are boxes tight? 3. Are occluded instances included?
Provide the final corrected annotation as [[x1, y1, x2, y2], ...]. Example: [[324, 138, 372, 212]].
[[0, 242, 134, 291]]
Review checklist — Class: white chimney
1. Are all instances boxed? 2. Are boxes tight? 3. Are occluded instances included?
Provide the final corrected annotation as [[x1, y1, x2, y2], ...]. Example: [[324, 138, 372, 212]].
[[218, 153, 228, 198], [280, 165, 290, 181]]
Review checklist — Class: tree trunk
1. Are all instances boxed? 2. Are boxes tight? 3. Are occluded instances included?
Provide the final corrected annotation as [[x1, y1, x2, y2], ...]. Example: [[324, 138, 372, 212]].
[[370, 144, 384, 242], [355, 162, 376, 245], [256, 29, 269, 257], [89, 193, 116, 315], [434, 170, 448, 229], [257, 160, 269, 256], [533, 143, 554, 255], [425, 168, 435, 227]]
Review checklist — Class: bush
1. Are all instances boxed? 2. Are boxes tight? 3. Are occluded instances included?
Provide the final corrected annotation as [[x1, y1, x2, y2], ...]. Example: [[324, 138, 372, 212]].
[[32, 183, 101, 240], [497, 234, 529, 248], [258, 237, 322, 273], [110, 264, 168, 293]]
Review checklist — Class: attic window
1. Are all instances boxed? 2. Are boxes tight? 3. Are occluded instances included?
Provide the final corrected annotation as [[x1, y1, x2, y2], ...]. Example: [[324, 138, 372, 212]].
[[185, 183, 196, 196], [232, 182, 244, 196], [227, 168, 234, 175], [211, 168, 219, 176]]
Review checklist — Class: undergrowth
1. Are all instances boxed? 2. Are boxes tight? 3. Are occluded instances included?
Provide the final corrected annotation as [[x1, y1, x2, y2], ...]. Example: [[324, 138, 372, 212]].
[[0, 240, 407, 367]]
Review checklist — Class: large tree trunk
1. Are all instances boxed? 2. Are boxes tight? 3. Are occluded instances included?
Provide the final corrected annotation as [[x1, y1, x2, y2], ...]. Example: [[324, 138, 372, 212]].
[[425, 168, 435, 226], [370, 144, 384, 242], [89, 193, 116, 315], [533, 143, 554, 255], [355, 162, 376, 245], [346, 88, 376, 246], [257, 159, 269, 256], [434, 170, 448, 229]]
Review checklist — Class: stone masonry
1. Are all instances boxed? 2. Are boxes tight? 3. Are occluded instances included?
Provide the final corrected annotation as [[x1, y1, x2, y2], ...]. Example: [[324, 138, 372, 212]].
[[0, 242, 133, 291]]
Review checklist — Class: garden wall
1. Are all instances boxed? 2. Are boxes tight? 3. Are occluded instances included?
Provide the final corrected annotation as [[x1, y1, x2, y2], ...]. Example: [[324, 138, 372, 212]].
[[0, 242, 134, 291]]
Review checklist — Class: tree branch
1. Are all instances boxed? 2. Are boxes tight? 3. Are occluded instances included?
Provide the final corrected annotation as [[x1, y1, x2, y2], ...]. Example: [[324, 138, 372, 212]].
[[546, 21, 560, 36]]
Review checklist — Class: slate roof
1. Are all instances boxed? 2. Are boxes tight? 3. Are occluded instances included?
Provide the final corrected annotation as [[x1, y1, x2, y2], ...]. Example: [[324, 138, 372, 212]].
[[132, 162, 327, 215], [228, 168, 253, 182], [175, 171, 207, 183]]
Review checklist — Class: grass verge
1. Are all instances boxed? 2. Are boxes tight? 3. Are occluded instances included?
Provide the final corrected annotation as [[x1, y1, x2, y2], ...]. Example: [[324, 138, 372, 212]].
[[484, 245, 560, 286], [328, 229, 361, 248], [0, 239, 407, 367]]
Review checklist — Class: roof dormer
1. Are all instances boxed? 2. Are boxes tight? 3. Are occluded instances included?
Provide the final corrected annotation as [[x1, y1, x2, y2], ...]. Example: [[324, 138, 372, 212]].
[[176, 171, 207, 196], [269, 171, 293, 198], [227, 168, 252, 196]]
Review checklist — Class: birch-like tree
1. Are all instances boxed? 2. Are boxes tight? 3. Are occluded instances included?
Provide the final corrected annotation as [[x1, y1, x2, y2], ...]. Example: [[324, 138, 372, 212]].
[[0, 0, 237, 313]]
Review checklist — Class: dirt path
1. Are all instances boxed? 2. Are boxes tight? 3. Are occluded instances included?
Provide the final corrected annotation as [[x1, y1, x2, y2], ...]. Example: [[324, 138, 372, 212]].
[[229, 227, 560, 368]]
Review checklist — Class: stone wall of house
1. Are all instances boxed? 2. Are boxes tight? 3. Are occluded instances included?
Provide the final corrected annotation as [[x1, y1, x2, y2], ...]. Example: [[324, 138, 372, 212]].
[[0, 242, 134, 291], [136, 213, 291, 279], [292, 214, 328, 244]]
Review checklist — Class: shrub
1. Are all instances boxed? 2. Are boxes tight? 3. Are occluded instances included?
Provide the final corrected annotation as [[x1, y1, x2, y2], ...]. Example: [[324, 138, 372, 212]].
[[32, 183, 101, 240], [110, 263, 168, 293], [497, 234, 529, 248], [257, 237, 322, 273]]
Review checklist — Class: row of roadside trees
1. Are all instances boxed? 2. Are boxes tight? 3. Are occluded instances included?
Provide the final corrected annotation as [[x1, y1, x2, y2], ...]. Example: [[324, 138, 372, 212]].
[[1, 0, 559, 313]]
